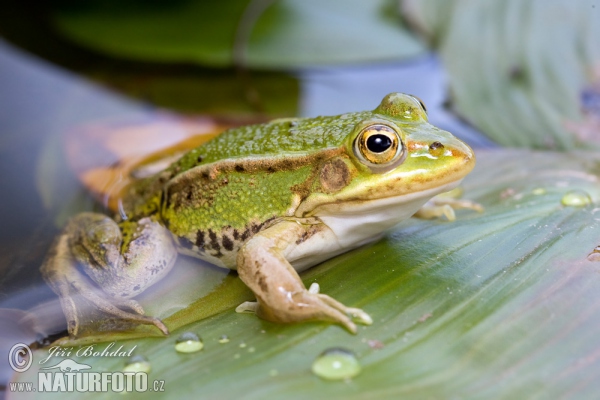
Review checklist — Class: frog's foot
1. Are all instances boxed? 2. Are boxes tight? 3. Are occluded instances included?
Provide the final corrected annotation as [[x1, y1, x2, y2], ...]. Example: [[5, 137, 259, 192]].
[[52, 264, 169, 336], [41, 213, 176, 337], [237, 220, 372, 334], [242, 288, 362, 333], [273, 286, 371, 333], [415, 191, 483, 221], [235, 283, 325, 313], [235, 283, 372, 331]]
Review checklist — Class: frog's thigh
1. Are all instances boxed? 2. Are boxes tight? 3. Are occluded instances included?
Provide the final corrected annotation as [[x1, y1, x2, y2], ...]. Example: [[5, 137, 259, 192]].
[[237, 220, 369, 333], [79, 216, 178, 299]]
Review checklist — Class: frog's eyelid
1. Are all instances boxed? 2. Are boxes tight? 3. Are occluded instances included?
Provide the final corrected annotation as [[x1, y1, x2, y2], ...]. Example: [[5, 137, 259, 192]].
[[409, 94, 427, 113]]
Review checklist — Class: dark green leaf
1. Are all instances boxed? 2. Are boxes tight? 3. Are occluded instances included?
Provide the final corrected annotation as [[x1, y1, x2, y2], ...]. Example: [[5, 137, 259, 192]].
[[52, 0, 425, 68]]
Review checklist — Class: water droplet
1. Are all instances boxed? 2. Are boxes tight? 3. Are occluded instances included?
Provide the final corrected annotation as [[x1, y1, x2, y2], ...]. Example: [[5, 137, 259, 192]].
[[175, 332, 204, 353], [248, 347, 255, 353], [269, 369, 278, 377], [123, 355, 151, 373], [311, 348, 361, 380], [561, 190, 592, 207], [239, 342, 247, 348], [218, 335, 230, 344], [532, 187, 546, 195]]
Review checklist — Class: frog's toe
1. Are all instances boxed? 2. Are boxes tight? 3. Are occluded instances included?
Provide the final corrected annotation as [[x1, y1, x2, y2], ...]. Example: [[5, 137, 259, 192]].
[[415, 189, 484, 221], [235, 301, 259, 314], [111, 298, 145, 315], [308, 300, 357, 334], [315, 294, 372, 326], [333, 314, 358, 334], [414, 203, 456, 220], [69, 273, 170, 335], [308, 282, 320, 294], [88, 294, 169, 335], [345, 307, 373, 325], [127, 300, 145, 315]]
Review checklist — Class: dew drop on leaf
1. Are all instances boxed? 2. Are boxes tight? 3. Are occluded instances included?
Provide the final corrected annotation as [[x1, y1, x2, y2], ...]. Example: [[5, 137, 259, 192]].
[[123, 355, 151, 373], [561, 190, 592, 207], [175, 332, 204, 353], [311, 348, 361, 380]]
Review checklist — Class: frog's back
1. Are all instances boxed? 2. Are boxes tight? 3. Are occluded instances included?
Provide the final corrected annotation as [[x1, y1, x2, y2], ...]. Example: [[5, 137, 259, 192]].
[[171, 112, 371, 173]]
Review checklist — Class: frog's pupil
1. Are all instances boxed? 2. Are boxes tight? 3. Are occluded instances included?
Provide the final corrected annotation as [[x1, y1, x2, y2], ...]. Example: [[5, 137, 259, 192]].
[[366, 134, 392, 153]]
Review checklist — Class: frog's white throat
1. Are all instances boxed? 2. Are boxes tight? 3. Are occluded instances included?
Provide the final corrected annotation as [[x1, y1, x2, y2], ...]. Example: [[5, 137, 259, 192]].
[[316, 180, 462, 249], [286, 179, 463, 272]]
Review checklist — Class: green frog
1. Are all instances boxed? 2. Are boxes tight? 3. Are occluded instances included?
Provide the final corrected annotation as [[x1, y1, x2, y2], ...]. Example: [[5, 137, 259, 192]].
[[42, 93, 479, 337]]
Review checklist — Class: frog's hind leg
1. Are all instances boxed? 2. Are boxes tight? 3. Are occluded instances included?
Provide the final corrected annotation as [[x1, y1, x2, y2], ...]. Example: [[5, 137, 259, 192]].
[[43, 246, 169, 336], [41, 213, 177, 337]]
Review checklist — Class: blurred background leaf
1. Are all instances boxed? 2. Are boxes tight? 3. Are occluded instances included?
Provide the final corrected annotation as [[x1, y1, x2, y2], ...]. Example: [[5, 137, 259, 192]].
[[403, 0, 600, 150], [51, 0, 425, 68]]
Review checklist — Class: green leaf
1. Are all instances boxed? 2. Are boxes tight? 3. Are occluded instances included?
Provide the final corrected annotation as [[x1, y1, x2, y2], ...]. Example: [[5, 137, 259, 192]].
[[16, 149, 600, 398], [403, 0, 600, 150], [51, 0, 425, 68]]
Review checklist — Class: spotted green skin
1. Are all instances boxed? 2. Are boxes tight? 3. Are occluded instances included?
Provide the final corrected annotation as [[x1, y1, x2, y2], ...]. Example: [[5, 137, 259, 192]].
[[126, 112, 372, 225]]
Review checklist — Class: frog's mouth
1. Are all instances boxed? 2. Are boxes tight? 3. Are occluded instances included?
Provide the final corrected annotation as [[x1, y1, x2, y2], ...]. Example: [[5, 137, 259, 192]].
[[306, 179, 463, 249]]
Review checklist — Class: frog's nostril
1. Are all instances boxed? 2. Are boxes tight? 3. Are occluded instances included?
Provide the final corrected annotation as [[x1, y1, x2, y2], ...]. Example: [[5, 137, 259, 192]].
[[429, 141, 445, 157]]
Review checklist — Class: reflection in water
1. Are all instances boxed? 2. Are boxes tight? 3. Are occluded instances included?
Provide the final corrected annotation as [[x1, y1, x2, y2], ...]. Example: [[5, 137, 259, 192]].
[[0, 41, 231, 384], [0, 38, 154, 313]]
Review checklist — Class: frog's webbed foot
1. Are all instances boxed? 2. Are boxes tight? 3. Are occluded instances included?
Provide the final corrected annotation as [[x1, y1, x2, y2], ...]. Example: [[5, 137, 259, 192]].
[[44, 255, 169, 336], [415, 188, 483, 221], [41, 213, 176, 337], [237, 221, 372, 334], [236, 282, 372, 332]]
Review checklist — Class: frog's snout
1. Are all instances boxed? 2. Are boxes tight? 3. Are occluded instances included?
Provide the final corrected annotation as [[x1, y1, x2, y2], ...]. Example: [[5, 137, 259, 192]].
[[458, 141, 476, 173], [418, 135, 476, 187], [443, 135, 476, 175]]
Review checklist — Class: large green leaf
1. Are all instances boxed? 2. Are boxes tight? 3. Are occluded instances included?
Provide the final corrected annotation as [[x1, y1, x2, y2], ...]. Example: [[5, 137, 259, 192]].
[[51, 0, 424, 69], [403, 0, 600, 150], [12, 148, 600, 398]]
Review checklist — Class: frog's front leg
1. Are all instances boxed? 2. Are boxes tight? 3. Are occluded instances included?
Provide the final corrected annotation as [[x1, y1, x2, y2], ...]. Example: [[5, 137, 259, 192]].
[[41, 213, 177, 336], [236, 220, 371, 334]]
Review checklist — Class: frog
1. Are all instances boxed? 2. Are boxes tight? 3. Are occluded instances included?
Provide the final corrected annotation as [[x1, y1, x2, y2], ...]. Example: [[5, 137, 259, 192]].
[[41, 93, 479, 337]]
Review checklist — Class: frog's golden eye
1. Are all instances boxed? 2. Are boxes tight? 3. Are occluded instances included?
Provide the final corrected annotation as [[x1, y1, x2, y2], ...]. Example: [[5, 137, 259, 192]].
[[354, 124, 405, 171]]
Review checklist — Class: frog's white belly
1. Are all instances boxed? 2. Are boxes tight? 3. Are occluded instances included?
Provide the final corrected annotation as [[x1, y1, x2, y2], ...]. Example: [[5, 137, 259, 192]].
[[287, 180, 462, 272]]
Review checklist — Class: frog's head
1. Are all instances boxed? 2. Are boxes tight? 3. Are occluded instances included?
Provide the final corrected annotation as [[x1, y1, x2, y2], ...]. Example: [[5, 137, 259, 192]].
[[296, 93, 476, 245]]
